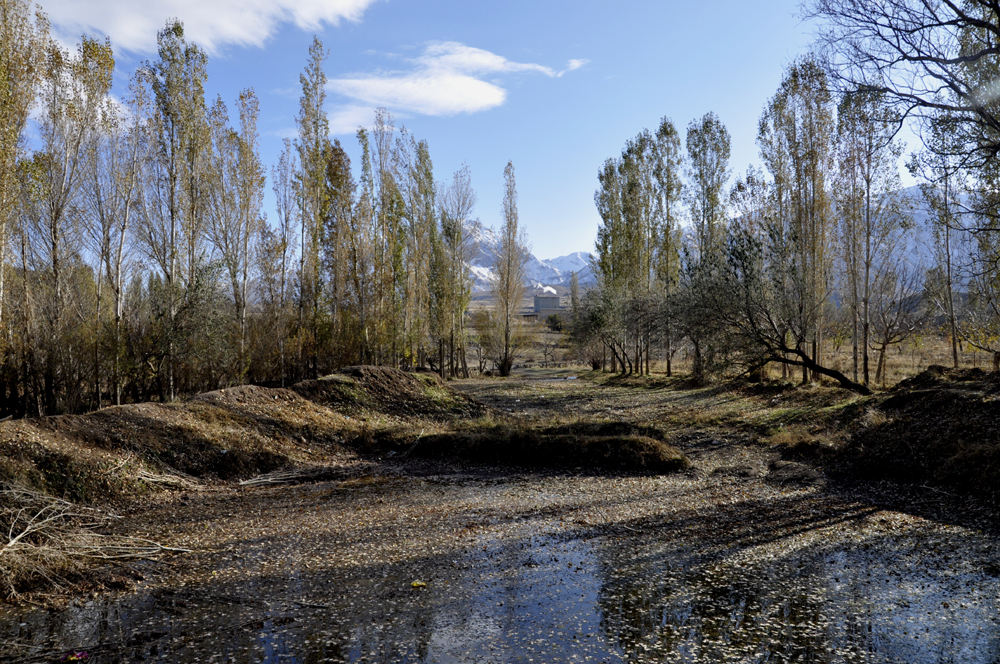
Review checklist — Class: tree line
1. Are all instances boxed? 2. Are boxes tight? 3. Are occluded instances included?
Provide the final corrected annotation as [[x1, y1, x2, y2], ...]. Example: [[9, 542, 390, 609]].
[[0, 1, 533, 416], [581, 8, 1000, 394]]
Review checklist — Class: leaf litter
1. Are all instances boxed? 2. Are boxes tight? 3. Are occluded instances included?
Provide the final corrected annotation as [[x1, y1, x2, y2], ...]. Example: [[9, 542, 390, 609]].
[[0, 371, 999, 662]]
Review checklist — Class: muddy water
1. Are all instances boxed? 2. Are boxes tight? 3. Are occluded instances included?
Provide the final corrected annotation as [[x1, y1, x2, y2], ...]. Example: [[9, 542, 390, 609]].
[[2, 472, 999, 663]]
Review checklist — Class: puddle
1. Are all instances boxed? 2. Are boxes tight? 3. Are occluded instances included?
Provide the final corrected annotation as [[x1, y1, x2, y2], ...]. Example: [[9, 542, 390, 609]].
[[2, 491, 999, 662]]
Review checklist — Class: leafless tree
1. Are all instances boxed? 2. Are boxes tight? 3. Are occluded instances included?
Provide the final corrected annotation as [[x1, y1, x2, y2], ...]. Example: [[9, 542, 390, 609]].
[[806, 0, 1000, 166], [83, 74, 150, 406]]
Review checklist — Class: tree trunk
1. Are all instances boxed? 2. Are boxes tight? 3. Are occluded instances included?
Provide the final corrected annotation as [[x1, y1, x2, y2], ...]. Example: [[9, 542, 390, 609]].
[[778, 349, 872, 395], [852, 306, 859, 383], [799, 342, 808, 385], [693, 338, 703, 384], [875, 348, 886, 386], [666, 332, 672, 377]]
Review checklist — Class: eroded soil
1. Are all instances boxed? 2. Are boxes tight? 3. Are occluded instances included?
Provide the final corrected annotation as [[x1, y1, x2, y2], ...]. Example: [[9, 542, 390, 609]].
[[3, 372, 999, 663]]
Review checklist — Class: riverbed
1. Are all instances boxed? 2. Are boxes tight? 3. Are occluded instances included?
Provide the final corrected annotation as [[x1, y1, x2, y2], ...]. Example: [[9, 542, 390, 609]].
[[2, 376, 999, 663]]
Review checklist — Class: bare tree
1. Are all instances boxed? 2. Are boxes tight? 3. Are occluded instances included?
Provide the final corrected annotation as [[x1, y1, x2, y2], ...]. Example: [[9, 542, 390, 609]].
[[835, 88, 912, 386], [957, 211, 1000, 370], [909, 138, 965, 369], [259, 138, 298, 385], [83, 73, 150, 406], [806, 0, 1000, 167], [869, 258, 927, 384], [723, 215, 872, 394]]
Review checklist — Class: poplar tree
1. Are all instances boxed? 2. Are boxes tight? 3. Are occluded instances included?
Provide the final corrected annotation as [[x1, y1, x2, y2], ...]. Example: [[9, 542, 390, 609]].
[[352, 127, 378, 364], [440, 164, 476, 377], [758, 56, 835, 383], [206, 89, 264, 380], [398, 134, 438, 367], [0, 0, 47, 385], [680, 112, 731, 382], [909, 130, 965, 370], [295, 36, 330, 378], [371, 108, 406, 364], [84, 73, 150, 406], [686, 112, 730, 259], [835, 89, 911, 386], [25, 35, 114, 413], [653, 117, 683, 375], [569, 270, 580, 325], [139, 20, 209, 401], [260, 138, 298, 385], [323, 138, 354, 366], [490, 161, 528, 376]]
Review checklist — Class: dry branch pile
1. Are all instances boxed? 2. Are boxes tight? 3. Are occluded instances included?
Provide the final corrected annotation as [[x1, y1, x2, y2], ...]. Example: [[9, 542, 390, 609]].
[[0, 483, 187, 598]]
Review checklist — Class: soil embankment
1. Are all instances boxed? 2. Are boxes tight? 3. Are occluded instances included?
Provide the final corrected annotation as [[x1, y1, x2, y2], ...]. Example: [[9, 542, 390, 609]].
[[0, 367, 490, 506], [834, 365, 1000, 500], [0, 367, 690, 598]]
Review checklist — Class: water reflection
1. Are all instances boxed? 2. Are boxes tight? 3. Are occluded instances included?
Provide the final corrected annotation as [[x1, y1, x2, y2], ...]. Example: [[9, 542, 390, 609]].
[[2, 501, 999, 662], [595, 527, 1000, 663]]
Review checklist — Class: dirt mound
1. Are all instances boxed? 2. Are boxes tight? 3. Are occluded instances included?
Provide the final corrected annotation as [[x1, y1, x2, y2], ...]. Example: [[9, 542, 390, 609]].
[[0, 368, 493, 505], [892, 365, 1000, 392], [293, 366, 491, 420], [409, 421, 689, 474], [0, 385, 359, 505], [836, 368, 1000, 499]]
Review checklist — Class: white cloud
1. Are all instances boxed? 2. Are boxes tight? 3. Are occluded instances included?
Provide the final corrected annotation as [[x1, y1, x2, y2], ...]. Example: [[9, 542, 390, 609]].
[[559, 59, 589, 77], [328, 42, 585, 119], [327, 104, 383, 135], [330, 72, 506, 116], [41, 0, 378, 54]]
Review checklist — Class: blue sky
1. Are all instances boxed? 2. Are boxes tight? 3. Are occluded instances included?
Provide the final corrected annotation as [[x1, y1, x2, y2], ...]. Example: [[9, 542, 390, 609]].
[[45, 0, 824, 259]]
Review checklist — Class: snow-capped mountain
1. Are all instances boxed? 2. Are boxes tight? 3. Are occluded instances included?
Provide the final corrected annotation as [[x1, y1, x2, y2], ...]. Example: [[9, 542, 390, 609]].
[[463, 219, 596, 292]]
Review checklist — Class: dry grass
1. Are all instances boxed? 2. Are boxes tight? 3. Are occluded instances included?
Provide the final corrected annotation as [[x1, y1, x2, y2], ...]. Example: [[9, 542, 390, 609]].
[[533, 332, 990, 389]]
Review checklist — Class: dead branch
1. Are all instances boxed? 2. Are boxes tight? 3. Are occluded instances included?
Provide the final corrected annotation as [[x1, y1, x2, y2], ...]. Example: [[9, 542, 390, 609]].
[[0, 483, 187, 597]]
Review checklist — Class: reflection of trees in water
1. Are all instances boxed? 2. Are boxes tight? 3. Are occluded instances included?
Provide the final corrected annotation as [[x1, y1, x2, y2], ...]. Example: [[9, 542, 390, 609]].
[[591, 493, 883, 661], [594, 540, 880, 661], [592, 504, 1000, 664], [7, 487, 1000, 663]]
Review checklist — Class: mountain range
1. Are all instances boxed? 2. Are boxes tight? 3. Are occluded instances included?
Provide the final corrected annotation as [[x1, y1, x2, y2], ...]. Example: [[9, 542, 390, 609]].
[[464, 219, 596, 292], [462, 186, 948, 294]]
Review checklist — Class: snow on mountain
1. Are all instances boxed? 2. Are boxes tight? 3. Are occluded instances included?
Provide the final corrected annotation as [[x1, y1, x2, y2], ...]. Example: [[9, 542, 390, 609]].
[[463, 219, 597, 292]]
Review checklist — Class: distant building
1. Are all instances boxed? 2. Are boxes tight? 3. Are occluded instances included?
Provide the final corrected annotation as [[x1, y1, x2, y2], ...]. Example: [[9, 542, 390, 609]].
[[533, 295, 560, 312], [524, 290, 570, 323]]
